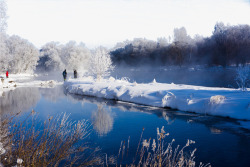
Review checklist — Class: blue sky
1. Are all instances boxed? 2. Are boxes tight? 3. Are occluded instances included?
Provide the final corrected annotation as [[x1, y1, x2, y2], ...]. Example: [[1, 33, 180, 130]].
[[6, 0, 250, 48]]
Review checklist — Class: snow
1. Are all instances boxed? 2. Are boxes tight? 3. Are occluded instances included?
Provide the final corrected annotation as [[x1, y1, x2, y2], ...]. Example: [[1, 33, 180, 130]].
[[64, 77, 250, 121], [0, 73, 63, 97], [1, 73, 249, 121], [0, 142, 5, 155]]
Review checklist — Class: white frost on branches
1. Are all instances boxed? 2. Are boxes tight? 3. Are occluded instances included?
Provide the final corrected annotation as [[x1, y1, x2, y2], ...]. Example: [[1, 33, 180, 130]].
[[89, 46, 114, 79], [0, 33, 9, 72], [0, 1, 39, 74], [235, 66, 250, 91], [0, 34, 39, 73], [39, 42, 63, 71], [39, 41, 91, 73], [0, 0, 7, 33], [61, 41, 91, 72], [6, 35, 39, 73]]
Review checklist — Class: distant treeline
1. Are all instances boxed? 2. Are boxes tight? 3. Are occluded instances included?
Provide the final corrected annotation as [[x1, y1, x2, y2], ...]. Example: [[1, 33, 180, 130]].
[[110, 22, 250, 67]]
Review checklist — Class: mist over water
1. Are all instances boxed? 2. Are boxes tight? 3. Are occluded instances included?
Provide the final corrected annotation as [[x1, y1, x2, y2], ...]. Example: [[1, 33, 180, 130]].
[[111, 66, 238, 88], [33, 65, 239, 88]]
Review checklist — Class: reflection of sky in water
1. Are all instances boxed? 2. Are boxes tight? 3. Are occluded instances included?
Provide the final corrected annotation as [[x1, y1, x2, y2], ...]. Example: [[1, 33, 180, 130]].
[[1, 86, 250, 167]]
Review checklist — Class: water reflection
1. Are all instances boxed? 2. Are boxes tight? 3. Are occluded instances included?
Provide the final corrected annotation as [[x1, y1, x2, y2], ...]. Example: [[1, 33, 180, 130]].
[[162, 111, 175, 125], [92, 105, 114, 137], [66, 93, 250, 137], [0, 87, 40, 115], [209, 127, 223, 134], [39, 86, 65, 102], [1, 87, 250, 167]]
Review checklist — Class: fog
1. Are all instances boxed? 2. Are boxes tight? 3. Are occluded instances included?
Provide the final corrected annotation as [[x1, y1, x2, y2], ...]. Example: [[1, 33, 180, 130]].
[[111, 65, 238, 88], [2, 18, 250, 89], [33, 64, 240, 88], [108, 23, 250, 88]]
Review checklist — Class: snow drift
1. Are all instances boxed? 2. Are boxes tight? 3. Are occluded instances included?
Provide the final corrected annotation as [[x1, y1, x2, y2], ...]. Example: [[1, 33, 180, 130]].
[[64, 77, 250, 120]]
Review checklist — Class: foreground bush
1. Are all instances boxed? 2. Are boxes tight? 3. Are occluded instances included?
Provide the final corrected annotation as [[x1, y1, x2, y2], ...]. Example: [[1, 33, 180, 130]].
[[0, 111, 102, 166], [0, 111, 210, 166], [115, 127, 211, 167]]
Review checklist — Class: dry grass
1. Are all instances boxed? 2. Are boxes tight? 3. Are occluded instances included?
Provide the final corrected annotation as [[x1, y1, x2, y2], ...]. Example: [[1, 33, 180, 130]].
[[0, 111, 102, 167], [113, 127, 211, 167], [0, 111, 211, 167]]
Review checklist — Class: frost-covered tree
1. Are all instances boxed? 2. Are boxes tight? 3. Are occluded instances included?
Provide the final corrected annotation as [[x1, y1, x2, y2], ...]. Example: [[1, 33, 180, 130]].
[[168, 27, 194, 66], [38, 41, 91, 73], [60, 41, 91, 72], [131, 38, 157, 52], [6, 35, 39, 73], [173, 27, 191, 43], [0, 34, 40, 74], [89, 46, 114, 79], [38, 42, 63, 71], [112, 39, 131, 50], [0, 0, 9, 72], [0, 33, 9, 72], [213, 22, 227, 35], [235, 66, 250, 91], [0, 0, 7, 33], [110, 23, 250, 67], [157, 37, 169, 47]]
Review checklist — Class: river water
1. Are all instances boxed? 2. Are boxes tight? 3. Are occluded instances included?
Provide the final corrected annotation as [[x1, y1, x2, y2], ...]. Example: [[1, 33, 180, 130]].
[[1, 86, 250, 166]]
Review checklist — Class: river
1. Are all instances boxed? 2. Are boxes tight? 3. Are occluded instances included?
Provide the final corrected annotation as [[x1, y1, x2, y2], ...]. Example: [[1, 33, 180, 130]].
[[1, 86, 250, 166]]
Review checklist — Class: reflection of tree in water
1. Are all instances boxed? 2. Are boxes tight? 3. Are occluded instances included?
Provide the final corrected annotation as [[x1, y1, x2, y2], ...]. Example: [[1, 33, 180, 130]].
[[162, 111, 175, 125], [66, 93, 250, 137], [92, 105, 114, 137], [0, 87, 40, 115], [210, 127, 223, 134], [39, 86, 65, 102], [0, 87, 40, 157]]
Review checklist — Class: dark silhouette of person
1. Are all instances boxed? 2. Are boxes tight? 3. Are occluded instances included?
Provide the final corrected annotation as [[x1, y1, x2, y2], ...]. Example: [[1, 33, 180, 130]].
[[74, 70, 77, 78], [62, 69, 67, 81]]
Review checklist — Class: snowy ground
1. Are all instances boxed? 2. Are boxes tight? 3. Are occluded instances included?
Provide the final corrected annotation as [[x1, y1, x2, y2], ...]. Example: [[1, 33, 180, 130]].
[[1, 73, 249, 122], [64, 77, 250, 121], [0, 73, 63, 97]]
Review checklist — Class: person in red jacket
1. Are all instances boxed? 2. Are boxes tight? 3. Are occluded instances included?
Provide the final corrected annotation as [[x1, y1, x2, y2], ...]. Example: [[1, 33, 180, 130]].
[[6, 70, 8, 78]]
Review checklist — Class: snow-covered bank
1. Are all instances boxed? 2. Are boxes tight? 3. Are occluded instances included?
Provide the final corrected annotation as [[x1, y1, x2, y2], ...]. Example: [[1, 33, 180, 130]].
[[64, 77, 250, 120], [0, 73, 63, 96]]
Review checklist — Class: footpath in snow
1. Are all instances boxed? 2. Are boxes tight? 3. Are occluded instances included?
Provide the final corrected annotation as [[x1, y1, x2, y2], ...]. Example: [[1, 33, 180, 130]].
[[64, 77, 250, 121]]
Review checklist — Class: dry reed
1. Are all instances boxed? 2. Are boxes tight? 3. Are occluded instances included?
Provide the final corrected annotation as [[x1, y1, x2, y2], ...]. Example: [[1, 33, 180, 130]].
[[0, 111, 102, 167], [113, 126, 211, 167]]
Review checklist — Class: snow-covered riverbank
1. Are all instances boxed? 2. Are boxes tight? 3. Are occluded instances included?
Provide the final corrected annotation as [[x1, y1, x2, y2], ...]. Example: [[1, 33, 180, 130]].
[[1, 73, 249, 121], [64, 77, 250, 120], [0, 73, 63, 96]]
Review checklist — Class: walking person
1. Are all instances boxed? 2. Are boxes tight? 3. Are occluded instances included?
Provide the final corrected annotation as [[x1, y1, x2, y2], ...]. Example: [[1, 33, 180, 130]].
[[6, 70, 8, 78], [62, 69, 67, 81], [74, 69, 77, 78]]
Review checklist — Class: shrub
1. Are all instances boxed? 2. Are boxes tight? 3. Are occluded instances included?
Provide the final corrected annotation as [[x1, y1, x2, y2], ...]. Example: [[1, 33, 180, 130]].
[[114, 127, 211, 167], [235, 66, 250, 91], [0, 111, 102, 166]]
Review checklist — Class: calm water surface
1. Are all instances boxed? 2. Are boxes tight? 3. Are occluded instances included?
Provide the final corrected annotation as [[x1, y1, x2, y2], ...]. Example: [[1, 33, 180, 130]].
[[1, 86, 250, 167]]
